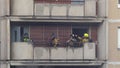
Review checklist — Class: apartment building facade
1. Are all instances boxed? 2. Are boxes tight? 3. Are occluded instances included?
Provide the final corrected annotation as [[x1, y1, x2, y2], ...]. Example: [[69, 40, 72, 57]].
[[108, 0, 120, 68], [0, 0, 108, 68]]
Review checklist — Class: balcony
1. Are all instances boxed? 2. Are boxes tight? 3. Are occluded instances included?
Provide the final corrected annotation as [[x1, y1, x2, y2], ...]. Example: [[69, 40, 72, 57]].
[[11, 42, 96, 60], [10, 22, 101, 61], [9, 22, 105, 66], [11, 0, 97, 17]]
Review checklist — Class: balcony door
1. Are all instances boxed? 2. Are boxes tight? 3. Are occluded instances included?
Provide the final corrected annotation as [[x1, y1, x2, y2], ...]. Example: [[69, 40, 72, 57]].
[[72, 27, 88, 37], [11, 26, 29, 42]]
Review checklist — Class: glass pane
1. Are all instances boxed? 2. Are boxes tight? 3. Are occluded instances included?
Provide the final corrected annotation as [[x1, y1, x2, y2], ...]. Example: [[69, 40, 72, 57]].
[[71, 0, 84, 1], [118, 28, 120, 48], [71, 0, 84, 4]]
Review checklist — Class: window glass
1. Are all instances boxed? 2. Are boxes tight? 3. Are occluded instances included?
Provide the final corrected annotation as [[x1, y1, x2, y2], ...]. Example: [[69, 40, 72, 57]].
[[118, 0, 120, 8], [71, 0, 84, 5], [118, 28, 120, 48], [11, 26, 29, 42]]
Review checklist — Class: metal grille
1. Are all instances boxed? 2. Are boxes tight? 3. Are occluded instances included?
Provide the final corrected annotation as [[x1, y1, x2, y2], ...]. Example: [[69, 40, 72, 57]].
[[30, 24, 72, 47], [34, 0, 84, 4]]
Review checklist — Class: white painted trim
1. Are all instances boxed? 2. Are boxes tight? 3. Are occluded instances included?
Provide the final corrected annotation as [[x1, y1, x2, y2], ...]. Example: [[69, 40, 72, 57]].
[[108, 19, 120, 23], [108, 62, 120, 64], [105, 20, 109, 60], [118, 28, 120, 48], [7, 19, 10, 60], [7, 63, 10, 68]]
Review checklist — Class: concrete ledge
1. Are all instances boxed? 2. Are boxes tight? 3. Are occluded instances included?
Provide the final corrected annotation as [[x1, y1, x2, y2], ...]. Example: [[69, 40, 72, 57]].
[[84, 43, 96, 60], [34, 47, 49, 59], [11, 43, 96, 60], [34, 47, 83, 60], [67, 48, 83, 59], [11, 42, 33, 59], [51, 47, 67, 59]]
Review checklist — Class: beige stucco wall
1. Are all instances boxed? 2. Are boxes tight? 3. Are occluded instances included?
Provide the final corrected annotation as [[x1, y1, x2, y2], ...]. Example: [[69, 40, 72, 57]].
[[108, 23, 120, 61], [108, 0, 120, 19], [108, 64, 120, 68]]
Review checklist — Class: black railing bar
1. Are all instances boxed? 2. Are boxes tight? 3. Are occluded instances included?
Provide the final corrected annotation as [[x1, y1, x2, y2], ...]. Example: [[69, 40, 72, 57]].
[[71, 1, 85, 2], [35, 1, 85, 2], [36, 1, 85, 2]]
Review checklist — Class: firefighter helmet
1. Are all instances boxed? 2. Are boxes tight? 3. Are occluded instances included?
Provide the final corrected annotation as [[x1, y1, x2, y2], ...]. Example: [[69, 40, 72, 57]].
[[84, 33, 89, 38]]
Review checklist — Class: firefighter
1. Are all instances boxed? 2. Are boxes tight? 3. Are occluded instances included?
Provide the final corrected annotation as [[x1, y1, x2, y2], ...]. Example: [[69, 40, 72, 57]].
[[66, 34, 77, 47], [74, 35, 83, 47], [50, 33, 59, 47], [52, 37, 59, 47], [67, 34, 83, 47], [74, 34, 82, 42], [82, 33, 89, 43], [82, 33, 93, 43], [23, 33, 29, 42]]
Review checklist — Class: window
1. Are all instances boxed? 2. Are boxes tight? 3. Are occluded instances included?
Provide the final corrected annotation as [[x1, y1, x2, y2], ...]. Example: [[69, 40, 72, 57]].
[[11, 26, 29, 42], [71, 0, 84, 5], [72, 28, 88, 37], [119, 0, 120, 4], [118, 0, 120, 8], [118, 28, 120, 48], [30, 24, 71, 47]]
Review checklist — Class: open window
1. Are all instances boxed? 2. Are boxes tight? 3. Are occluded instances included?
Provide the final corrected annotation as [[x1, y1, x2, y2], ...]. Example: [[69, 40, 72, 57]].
[[118, 0, 120, 8], [11, 25, 29, 42], [71, 0, 85, 5], [72, 27, 88, 37], [118, 28, 120, 48]]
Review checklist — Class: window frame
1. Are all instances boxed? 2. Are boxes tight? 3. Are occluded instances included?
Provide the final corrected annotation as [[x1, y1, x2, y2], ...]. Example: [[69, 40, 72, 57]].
[[118, 28, 120, 49], [11, 25, 30, 42], [71, 0, 85, 5], [118, 0, 120, 8]]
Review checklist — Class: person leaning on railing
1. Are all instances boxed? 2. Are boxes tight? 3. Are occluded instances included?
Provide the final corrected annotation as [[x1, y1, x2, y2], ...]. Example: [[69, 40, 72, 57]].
[[51, 37, 59, 47], [74, 34, 83, 47], [66, 34, 77, 47], [49, 33, 59, 47], [23, 33, 29, 42], [82, 33, 93, 43]]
